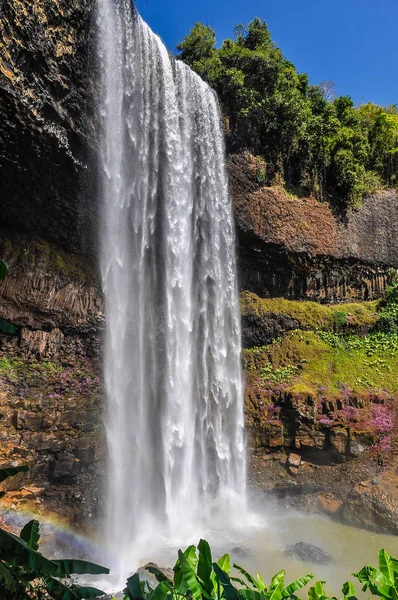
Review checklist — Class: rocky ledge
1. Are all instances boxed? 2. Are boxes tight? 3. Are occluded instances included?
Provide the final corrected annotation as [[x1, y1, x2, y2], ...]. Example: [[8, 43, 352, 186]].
[[230, 152, 398, 301]]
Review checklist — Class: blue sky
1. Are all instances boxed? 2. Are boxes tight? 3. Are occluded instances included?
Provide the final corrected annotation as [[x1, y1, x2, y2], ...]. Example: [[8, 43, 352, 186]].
[[135, 0, 398, 107]]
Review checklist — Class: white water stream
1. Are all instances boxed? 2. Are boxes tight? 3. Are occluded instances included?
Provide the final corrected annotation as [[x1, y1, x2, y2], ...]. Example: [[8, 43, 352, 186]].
[[97, 0, 246, 577]]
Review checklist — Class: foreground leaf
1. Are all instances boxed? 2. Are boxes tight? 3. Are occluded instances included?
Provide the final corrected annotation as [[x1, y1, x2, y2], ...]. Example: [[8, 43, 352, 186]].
[[0, 528, 58, 575], [145, 565, 172, 584], [238, 590, 266, 600], [124, 573, 144, 600], [178, 549, 202, 600], [46, 577, 106, 600], [20, 519, 40, 551], [342, 581, 357, 599], [54, 559, 110, 577], [198, 539, 213, 594], [150, 580, 174, 600], [0, 561, 17, 592], [233, 564, 258, 590], [213, 563, 238, 600], [282, 574, 314, 597], [353, 565, 391, 597]]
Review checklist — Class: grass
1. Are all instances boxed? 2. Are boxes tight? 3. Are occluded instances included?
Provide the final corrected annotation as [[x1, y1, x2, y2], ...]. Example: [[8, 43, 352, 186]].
[[241, 290, 379, 330]]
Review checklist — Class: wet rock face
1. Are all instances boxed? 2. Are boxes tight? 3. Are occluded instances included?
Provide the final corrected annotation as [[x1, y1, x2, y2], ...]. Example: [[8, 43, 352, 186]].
[[0, 233, 104, 525], [230, 153, 398, 301], [0, 0, 98, 254]]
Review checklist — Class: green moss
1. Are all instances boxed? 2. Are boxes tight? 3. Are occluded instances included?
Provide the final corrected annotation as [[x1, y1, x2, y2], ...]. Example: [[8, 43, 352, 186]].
[[0, 234, 96, 284], [240, 291, 379, 330], [243, 330, 398, 395]]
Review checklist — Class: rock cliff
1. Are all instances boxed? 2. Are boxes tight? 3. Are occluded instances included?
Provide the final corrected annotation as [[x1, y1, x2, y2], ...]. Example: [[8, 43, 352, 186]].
[[230, 153, 398, 301], [0, 233, 104, 524], [0, 0, 97, 253], [1, 0, 398, 534]]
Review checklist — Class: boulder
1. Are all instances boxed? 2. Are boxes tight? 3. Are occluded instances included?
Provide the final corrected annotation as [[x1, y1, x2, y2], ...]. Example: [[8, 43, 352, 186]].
[[285, 542, 333, 564]]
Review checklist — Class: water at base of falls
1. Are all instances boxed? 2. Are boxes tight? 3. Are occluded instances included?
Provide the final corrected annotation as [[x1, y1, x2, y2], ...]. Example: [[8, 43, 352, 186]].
[[97, 0, 247, 578]]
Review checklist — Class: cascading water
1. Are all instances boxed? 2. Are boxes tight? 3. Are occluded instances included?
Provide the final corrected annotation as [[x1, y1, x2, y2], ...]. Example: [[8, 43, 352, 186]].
[[97, 0, 246, 574]]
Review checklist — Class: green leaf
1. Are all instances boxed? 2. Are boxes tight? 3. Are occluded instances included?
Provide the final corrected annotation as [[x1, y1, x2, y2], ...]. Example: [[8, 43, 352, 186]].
[[256, 573, 266, 592], [0, 527, 58, 575], [380, 550, 395, 583], [217, 554, 231, 575], [0, 261, 8, 281], [184, 545, 199, 570], [198, 539, 213, 594], [353, 566, 391, 598], [46, 578, 106, 600], [0, 319, 17, 335], [341, 581, 357, 599], [178, 549, 202, 600], [233, 564, 258, 589], [145, 565, 172, 584], [0, 561, 17, 592], [270, 571, 285, 592], [54, 559, 110, 577], [282, 574, 314, 598], [124, 573, 144, 600], [308, 581, 327, 600], [213, 563, 239, 600], [20, 519, 40, 551], [231, 576, 251, 590], [150, 580, 174, 600], [0, 466, 29, 483], [269, 580, 284, 600], [238, 591, 266, 600]]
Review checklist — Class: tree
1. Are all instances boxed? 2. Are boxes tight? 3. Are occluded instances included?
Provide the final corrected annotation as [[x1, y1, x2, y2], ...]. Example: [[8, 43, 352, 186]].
[[176, 23, 216, 65]]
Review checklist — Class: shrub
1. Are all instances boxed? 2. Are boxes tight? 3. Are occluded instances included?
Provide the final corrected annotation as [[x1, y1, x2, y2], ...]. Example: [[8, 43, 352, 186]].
[[332, 311, 347, 330]]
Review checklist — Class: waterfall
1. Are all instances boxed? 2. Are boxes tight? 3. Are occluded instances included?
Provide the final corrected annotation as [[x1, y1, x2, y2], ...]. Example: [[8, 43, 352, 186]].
[[97, 0, 246, 573]]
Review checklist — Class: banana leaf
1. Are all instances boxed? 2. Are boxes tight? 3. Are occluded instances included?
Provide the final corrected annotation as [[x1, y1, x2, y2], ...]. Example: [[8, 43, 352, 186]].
[[0, 561, 17, 591], [197, 539, 213, 595], [213, 563, 238, 600], [176, 550, 202, 600], [233, 564, 258, 590], [282, 574, 314, 598], [124, 572, 144, 600], [20, 519, 40, 551], [0, 528, 58, 575], [145, 565, 172, 584], [54, 559, 110, 577], [150, 580, 174, 600], [46, 577, 106, 600]]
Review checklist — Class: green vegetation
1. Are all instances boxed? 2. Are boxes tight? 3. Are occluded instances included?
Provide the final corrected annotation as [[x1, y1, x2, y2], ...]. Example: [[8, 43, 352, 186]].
[[0, 235, 95, 284], [244, 330, 398, 395], [377, 281, 398, 333], [123, 542, 398, 600], [242, 285, 398, 396], [241, 291, 379, 331], [2, 469, 398, 600], [0, 467, 108, 600], [177, 19, 398, 208]]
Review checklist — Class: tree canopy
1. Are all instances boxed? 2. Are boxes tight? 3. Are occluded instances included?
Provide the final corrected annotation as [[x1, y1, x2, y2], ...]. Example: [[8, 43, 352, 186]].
[[177, 18, 398, 209]]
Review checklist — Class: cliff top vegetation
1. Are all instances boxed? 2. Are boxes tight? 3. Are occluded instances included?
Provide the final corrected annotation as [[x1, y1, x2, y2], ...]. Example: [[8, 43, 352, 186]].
[[177, 18, 398, 210]]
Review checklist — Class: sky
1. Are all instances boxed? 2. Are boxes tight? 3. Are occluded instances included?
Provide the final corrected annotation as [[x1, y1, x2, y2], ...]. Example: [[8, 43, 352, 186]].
[[135, 0, 398, 107]]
